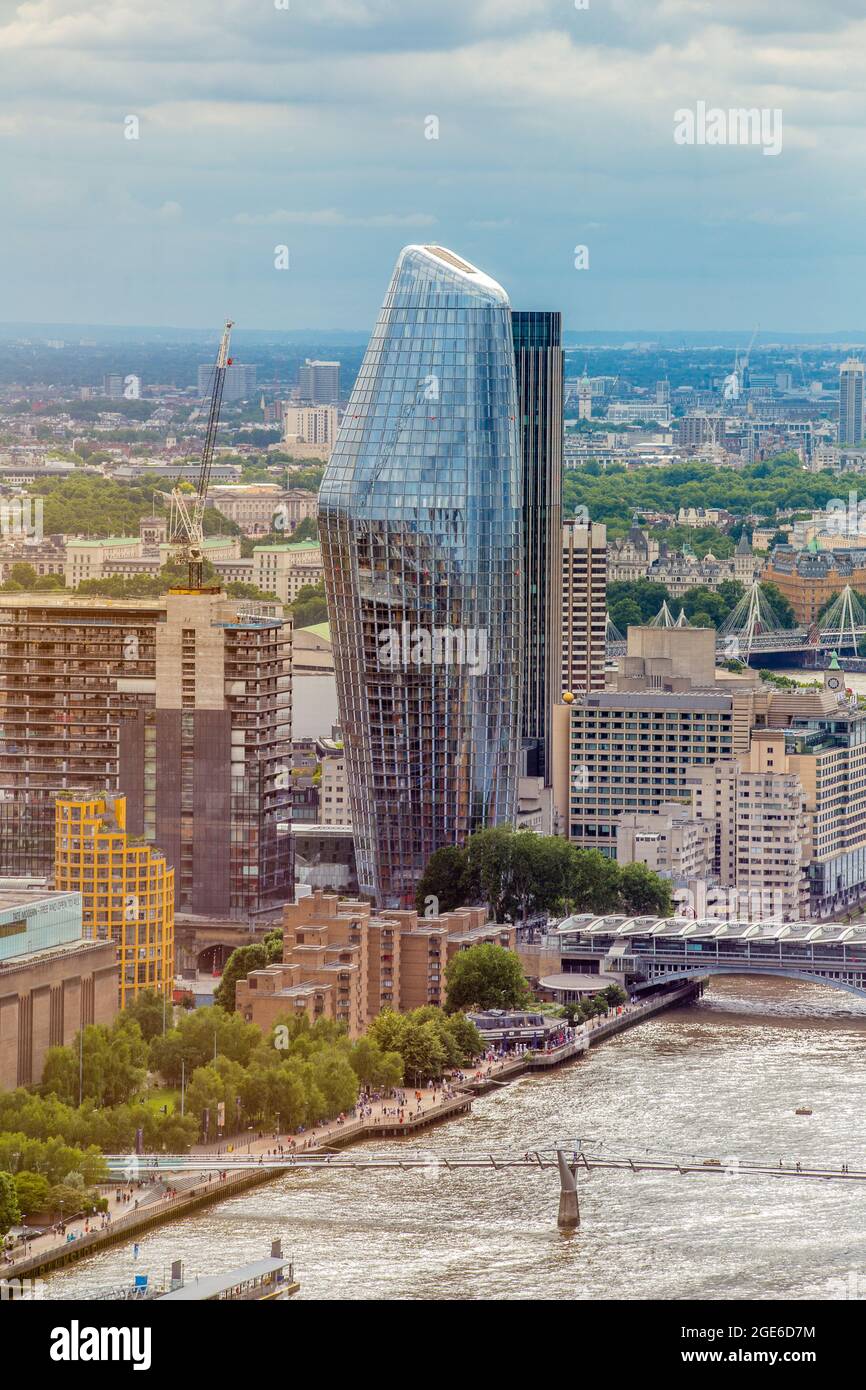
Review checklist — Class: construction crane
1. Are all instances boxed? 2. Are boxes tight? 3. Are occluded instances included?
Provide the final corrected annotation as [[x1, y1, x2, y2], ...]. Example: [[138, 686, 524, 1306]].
[[169, 319, 234, 591]]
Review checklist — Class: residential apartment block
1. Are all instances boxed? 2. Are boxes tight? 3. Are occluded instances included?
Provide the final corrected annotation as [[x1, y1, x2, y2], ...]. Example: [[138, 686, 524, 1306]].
[[235, 890, 517, 1037], [0, 590, 292, 918], [561, 520, 607, 696], [282, 406, 340, 449]]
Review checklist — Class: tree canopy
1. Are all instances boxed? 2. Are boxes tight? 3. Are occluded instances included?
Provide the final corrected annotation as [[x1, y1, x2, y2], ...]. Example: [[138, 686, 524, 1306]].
[[444, 944, 532, 1014], [415, 827, 673, 922], [563, 455, 838, 535], [365, 1007, 483, 1082]]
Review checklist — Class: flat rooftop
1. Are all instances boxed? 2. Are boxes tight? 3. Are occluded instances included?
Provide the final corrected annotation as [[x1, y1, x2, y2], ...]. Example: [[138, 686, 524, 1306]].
[[558, 914, 866, 946], [156, 1255, 292, 1302], [0, 887, 76, 909]]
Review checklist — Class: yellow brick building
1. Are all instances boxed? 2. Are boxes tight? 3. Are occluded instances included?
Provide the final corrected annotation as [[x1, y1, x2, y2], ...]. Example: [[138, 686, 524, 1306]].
[[54, 793, 174, 1007]]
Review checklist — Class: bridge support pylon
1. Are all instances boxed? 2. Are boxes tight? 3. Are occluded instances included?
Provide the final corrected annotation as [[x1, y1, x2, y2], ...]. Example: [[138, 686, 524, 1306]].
[[556, 1150, 580, 1230]]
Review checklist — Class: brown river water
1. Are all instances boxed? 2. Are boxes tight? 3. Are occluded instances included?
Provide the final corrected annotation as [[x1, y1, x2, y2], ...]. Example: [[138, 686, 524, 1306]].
[[42, 977, 866, 1301]]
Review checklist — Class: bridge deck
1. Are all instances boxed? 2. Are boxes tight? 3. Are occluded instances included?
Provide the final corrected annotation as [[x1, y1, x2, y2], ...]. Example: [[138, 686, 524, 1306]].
[[104, 1151, 866, 1182]]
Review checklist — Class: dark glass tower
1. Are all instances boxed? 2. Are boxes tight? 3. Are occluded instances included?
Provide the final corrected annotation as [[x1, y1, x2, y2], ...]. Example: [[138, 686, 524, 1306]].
[[512, 310, 563, 780], [319, 245, 523, 907]]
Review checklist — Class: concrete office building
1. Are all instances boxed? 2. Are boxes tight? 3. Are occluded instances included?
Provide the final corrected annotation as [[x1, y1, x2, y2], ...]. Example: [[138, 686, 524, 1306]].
[[616, 803, 714, 882], [283, 406, 340, 451], [198, 362, 257, 402], [252, 540, 323, 603], [688, 751, 810, 921], [552, 627, 761, 854]]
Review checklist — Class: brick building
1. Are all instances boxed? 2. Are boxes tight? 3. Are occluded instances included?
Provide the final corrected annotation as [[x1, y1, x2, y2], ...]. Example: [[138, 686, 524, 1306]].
[[235, 890, 517, 1037], [0, 887, 117, 1089]]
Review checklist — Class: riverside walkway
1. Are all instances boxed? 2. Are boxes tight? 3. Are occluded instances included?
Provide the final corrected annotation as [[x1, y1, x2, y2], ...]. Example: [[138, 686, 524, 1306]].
[[2, 985, 698, 1280]]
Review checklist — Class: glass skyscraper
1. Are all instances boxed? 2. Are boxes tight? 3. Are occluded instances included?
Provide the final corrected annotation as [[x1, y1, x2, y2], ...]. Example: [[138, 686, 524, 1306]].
[[512, 310, 563, 780], [319, 244, 523, 907]]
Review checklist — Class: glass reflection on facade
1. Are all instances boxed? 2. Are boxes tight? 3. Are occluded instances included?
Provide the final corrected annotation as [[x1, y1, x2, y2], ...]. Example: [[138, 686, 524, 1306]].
[[319, 244, 522, 907]]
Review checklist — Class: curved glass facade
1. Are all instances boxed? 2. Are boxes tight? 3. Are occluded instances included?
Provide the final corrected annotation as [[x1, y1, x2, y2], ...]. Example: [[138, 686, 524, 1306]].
[[319, 244, 522, 906]]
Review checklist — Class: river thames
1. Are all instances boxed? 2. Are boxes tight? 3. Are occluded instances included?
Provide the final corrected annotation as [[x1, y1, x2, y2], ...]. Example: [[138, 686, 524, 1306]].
[[43, 977, 866, 1301]]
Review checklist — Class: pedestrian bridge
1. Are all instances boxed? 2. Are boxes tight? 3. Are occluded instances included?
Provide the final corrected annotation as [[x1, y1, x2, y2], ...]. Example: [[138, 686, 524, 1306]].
[[553, 914, 866, 998]]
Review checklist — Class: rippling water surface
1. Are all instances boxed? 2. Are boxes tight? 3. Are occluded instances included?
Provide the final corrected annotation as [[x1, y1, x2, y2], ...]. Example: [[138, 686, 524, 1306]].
[[44, 978, 866, 1301]]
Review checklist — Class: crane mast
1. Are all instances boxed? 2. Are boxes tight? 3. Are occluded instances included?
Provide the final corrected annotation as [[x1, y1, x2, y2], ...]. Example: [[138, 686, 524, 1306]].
[[170, 319, 234, 591]]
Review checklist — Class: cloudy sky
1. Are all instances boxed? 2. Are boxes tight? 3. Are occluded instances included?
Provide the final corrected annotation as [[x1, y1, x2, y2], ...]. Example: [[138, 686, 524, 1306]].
[[1, 0, 865, 331]]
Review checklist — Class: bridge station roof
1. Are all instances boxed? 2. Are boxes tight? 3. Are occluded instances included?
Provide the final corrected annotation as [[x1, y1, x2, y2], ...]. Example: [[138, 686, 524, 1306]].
[[557, 914, 866, 946]]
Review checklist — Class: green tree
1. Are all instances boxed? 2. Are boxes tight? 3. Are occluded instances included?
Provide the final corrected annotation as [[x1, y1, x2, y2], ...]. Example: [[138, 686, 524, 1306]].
[[571, 849, 622, 914], [185, 1065, 225, 1128], [444, 943, 531, 1014], [601, 983, 628, 1008], [399, 1019, 448, 1085], [414, 843, 470, 915], [442, 1012, 484, 1064], [348, 1036, 404, 1088], [759, 581, 797, 629], [44, 1181, 103, 1220], [5, 562, 38, 588], [290, 582, 328, 628], [148, 1006, 261, 1084], [289, 516, 318, 542], [618, 861, 674, 916], [365, 1009, 405, 1057], [214, 931, 282, 1011], [13, 1170, 49, 1217], [41, 1017, 147, 1107], [122, 988, 170, 1042], [0, 1171, 20, 1236], [213, 944, 268, 1012]]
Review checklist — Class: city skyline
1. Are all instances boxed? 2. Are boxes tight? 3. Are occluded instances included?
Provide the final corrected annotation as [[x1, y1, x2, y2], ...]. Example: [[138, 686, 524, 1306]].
[[3, 2, 866, 330]]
